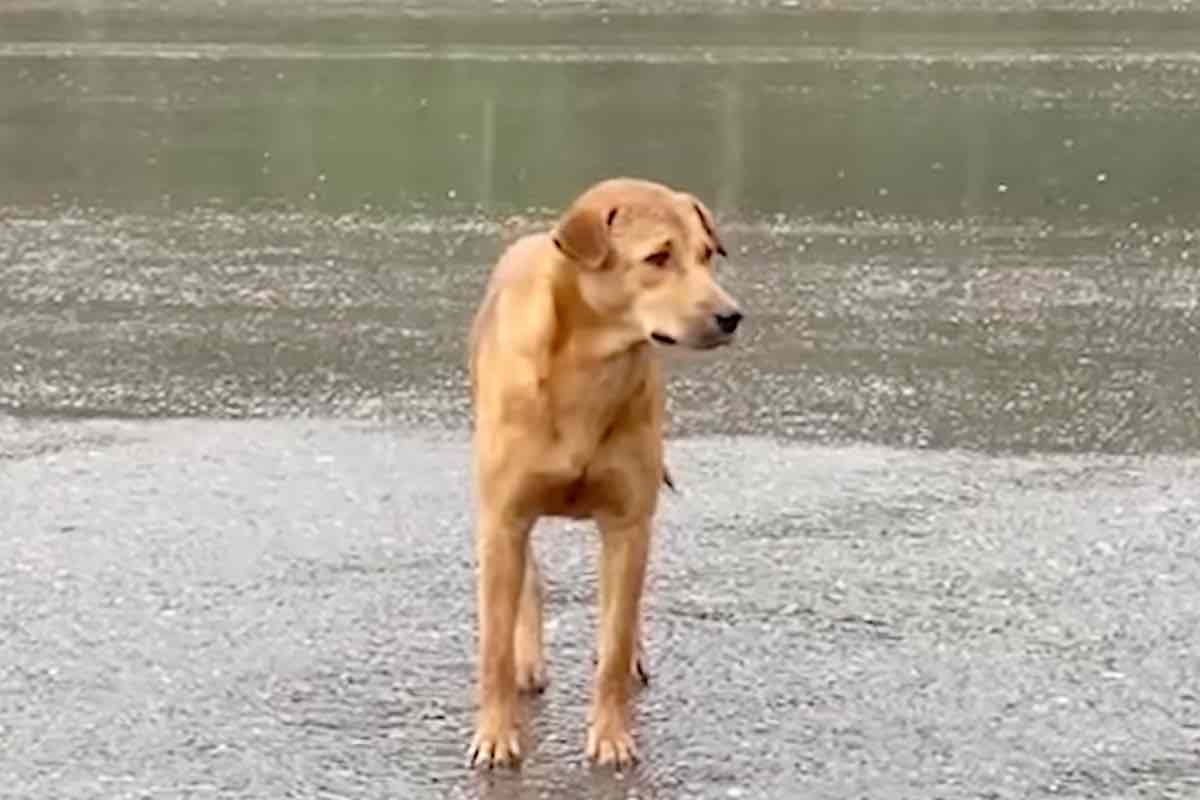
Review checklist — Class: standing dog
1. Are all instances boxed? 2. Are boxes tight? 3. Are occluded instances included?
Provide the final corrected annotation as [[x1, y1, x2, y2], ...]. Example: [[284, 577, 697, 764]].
[[467, 178, 743, 768]]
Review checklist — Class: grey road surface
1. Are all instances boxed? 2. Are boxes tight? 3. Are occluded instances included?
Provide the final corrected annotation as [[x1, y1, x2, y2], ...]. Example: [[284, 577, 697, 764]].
[[4, 419, 1199, 798]]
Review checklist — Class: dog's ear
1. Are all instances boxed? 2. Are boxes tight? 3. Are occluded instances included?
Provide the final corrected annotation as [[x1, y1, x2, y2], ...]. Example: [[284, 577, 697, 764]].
[[552, 204, 610, 269], [688, 196, 727, 257]]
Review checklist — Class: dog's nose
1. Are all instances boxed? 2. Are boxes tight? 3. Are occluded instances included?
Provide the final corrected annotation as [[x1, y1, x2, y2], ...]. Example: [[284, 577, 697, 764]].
[[715, 310, 743, 335]]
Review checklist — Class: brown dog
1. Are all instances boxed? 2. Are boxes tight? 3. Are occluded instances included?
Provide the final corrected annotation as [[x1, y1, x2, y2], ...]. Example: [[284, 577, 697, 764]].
[[466, 178, 743, 769]]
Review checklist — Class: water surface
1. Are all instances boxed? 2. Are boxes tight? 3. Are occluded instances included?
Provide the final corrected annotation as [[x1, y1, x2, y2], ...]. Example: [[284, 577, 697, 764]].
[[3, 1, 1199, 454]]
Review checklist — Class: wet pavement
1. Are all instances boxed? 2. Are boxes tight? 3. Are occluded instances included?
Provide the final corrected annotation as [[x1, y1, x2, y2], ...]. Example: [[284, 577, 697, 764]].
[[4, 419, 1200, 798], [3, 1, 1200, 798]]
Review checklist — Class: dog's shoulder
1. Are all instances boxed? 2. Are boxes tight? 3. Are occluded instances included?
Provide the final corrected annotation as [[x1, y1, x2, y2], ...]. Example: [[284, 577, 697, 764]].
[[489, 233, 556, 289], [470, 233, 560, 390]]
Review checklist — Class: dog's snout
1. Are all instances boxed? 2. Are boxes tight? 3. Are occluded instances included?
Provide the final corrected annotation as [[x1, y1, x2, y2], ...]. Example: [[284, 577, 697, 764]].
[[715, 310, 743, 335]]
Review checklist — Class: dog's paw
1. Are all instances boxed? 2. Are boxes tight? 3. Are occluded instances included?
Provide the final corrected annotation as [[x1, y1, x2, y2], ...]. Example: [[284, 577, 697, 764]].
[[586, 716, 638, 769], [516, 657, 548, 694], [468, 718, 521, 769]]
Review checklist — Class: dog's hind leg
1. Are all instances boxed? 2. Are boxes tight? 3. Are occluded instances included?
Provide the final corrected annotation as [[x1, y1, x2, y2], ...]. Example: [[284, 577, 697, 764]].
[[631, 624, 650, 687], [514, 543, 547, 693]]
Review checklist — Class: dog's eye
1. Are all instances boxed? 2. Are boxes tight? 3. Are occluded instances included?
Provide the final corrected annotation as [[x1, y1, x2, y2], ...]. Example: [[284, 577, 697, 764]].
[[702, 246, 714, 262], [644, 251, 671, 268]]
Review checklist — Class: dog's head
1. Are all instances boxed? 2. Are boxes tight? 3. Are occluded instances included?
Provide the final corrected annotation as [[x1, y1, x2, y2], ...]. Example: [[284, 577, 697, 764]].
[[551, 178, 743, 352]]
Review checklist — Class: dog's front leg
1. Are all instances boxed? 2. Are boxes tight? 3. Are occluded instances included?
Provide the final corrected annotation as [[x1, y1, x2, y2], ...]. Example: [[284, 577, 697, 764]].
[[470, 509, 533, 768], [587, 514, 651, 768]]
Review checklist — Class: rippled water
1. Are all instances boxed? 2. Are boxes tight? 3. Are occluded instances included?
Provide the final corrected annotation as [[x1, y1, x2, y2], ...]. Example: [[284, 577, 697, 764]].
[[3, 207, 1199, 454], [4, 1, 1200, 457]]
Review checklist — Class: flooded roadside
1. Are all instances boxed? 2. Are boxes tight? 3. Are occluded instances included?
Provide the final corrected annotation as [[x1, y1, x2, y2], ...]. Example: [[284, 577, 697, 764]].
[[2, 207, 1199, 454], [3, 0, 1199, 453]]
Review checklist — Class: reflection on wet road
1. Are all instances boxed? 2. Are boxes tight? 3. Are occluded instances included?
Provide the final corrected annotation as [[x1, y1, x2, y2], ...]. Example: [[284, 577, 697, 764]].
[[3, 1, 1200, 797]]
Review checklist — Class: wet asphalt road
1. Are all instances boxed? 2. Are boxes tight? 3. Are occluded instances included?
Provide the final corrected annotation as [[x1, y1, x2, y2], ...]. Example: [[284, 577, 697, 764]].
[[4, 418, 1200, 799]]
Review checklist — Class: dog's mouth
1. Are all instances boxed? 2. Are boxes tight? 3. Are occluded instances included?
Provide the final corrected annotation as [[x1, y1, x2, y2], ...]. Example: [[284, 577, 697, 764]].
[[650, 331, 736, 350], [695, 335, 733, 350]]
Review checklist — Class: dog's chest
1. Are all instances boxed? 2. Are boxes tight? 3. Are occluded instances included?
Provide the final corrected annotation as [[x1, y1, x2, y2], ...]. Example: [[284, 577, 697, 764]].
[[537, 350, 657, 519], [551, 354, 641, 440]]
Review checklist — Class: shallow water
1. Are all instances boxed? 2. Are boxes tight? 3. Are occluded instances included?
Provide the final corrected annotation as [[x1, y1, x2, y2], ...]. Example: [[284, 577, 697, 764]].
[[3, 2, 1200, 798], [3, 1, 1199, 454]]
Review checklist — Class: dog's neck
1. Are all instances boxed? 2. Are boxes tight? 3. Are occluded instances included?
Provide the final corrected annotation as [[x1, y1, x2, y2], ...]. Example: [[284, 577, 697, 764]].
[[546, 273, 655, 457], [551, 267, 650, 364]]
